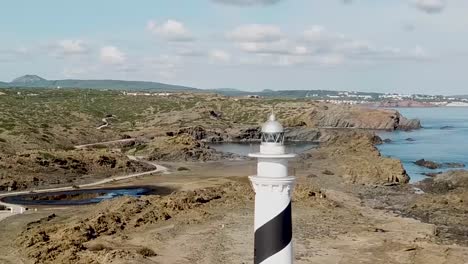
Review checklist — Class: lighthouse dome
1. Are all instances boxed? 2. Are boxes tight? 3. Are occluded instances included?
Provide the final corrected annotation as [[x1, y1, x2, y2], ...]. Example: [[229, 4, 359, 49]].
[[261, 114, 283, 133]]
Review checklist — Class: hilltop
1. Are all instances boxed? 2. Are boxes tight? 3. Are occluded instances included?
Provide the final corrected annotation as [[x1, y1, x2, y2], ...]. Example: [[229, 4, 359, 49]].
[[3, 75, 200, 92], [11, 75, 47, 84]]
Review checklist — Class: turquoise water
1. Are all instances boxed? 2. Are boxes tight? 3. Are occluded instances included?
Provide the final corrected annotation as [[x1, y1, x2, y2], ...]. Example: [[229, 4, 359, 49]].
[[378, 107, 468, 183]]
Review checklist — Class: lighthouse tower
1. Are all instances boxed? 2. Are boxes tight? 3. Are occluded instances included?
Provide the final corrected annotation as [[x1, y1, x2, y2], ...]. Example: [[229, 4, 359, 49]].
[[249, 113, 296, 264]]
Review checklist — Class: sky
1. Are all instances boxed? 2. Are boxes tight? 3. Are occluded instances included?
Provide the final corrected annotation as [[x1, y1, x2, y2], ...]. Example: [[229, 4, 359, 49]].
[[0, 0, 467, 95]]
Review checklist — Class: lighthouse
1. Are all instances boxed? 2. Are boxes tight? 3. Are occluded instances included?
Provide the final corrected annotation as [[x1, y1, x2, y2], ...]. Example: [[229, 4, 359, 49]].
[[249, 113, 296, 264]]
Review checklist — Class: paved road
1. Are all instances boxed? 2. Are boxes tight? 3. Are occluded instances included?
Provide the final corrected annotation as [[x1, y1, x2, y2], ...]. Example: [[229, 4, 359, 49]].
[[0, 153, 168, 222]]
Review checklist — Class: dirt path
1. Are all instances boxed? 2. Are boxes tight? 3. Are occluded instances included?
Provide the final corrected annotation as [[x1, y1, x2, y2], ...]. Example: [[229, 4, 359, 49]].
[[0, 155, 168, 223]]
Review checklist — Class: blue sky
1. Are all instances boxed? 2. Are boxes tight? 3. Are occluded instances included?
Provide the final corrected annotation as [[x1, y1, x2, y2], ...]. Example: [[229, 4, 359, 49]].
[[1, 0, 467, 94]]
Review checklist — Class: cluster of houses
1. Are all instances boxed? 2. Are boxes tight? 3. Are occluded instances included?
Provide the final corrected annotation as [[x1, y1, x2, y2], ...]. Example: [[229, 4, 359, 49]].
[[122, 91, 171, 96]]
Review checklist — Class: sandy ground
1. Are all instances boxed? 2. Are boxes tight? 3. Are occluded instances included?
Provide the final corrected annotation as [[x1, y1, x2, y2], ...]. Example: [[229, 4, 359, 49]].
[[1, 159, 468, 263], [0, 211, 13, 222]]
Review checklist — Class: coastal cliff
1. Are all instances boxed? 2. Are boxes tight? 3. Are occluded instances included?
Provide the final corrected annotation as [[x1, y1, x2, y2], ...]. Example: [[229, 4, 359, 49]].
[[162, 101, 421, 144], [312, 131, 410, 185], [284, 103, 421, 131]]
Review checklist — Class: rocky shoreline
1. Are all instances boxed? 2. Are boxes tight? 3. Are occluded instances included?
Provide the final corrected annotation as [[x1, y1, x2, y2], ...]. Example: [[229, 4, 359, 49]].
[[6, 132, 468, 263], [4, 94, 468, 263]]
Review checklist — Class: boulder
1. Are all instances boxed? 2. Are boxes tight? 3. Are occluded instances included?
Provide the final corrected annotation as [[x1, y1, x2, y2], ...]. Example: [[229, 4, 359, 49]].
[[398, 117, 422, 131], [414, 159, 440, 169]]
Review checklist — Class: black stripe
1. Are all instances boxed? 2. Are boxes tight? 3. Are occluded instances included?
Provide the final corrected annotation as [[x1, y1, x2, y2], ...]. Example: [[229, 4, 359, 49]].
[[254, 202, 292, 264]]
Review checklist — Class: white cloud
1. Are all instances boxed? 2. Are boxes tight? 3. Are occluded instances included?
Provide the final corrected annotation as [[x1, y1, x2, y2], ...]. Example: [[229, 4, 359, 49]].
[[100, 46, 126, 65], [210, 50, 231, 62], [412, 0, 446, 13], [227, 24, 309, 57], [57, 40, 88, 55], [212, 0, 281, 6], [239, 40, 310, 55], [230, 24, 431, 67], [227, 24, 283, 42], [147, 19, 194, 42]]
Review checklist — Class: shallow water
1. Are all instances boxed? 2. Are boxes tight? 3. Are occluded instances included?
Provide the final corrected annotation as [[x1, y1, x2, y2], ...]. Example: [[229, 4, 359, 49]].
[[378, 107, 468, 183], [2, 187, 155, 206], [208, 142, 317, 156]]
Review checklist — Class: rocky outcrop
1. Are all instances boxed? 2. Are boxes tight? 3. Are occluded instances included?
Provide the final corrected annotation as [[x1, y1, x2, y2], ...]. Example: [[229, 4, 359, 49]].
[[414, 159, 465, 170], [433, 170, 468, 189], [407, 170, 468, 244], [144, 134, 227, 162], [315, 131, 410, 185], [163, 102, 421, 144], [0, 150, 152, 191], [415, 159, 440, 169], [286, 104, 421, 131], [284, 127, 321, 142], [398, 117, 422, 131]]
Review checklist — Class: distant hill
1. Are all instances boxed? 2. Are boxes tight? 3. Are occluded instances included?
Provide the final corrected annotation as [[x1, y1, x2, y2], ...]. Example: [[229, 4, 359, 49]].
[[11, 75, 47, 84], [453, 95, 468, 99], [4, 75, 200, 92], [0, 81, 8, 88]]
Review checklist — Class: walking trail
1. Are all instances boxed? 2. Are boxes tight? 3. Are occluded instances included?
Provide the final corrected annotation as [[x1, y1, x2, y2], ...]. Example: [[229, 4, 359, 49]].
[[0, 140, 168, 222]]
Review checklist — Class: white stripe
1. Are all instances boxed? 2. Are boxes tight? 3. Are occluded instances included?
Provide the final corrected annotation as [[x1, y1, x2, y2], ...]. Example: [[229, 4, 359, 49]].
[[254, 191, 291, 230], [260, 241, 293, 264]]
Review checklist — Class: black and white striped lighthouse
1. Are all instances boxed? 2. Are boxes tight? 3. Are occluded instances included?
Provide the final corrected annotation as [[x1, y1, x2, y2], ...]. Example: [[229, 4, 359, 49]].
[[249, 113, 296, 264]]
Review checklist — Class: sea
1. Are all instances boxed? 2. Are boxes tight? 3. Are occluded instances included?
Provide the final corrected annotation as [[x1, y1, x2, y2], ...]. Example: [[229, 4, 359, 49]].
[[377, 107, 468, 183]]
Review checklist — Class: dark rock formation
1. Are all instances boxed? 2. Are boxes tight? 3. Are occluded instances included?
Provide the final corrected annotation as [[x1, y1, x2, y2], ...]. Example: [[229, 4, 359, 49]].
[[415, 159, 465, 170], [415, 159, 440, 169], [397, 117, 422, 131], [440, 126, 454, 130], [176, 126, 207, 141], [422, 172, 443, 177]]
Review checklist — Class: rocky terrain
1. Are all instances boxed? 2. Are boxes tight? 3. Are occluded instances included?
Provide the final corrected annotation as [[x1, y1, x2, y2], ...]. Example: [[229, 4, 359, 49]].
[[0, 130, 467, 263], [359, 170, 468, 247], [14, 182, 325, 264], [0, 149, 153, 191], [303, 131, 410, 185], [129, 134, 228, 162], [5, 89, 458, 264]]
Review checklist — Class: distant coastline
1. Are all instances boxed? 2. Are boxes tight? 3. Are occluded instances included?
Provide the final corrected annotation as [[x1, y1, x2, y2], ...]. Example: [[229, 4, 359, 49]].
[[368, 100, 468, 108]]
